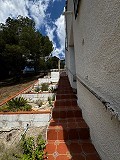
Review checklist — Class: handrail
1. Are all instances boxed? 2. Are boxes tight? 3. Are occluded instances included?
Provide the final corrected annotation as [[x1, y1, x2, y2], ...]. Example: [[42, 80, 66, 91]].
[[66, 67, 119, 120]]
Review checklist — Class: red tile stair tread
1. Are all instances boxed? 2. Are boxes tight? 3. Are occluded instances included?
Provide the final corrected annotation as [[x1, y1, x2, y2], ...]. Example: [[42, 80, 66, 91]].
[[45, 74, 101, 160]]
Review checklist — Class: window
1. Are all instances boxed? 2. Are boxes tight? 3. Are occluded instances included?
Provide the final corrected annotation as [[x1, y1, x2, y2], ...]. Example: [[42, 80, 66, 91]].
[[73, 0, 80, 19]]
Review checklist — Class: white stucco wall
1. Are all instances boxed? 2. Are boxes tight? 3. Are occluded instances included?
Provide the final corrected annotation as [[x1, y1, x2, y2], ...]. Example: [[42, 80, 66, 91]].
[[0, 113, 50, 130], [66, 47, 77, 89], [77, 82, 120, 160], [65, 0, 120, 160], [50, 72, 59, 83], [73, 0, 120, 113]]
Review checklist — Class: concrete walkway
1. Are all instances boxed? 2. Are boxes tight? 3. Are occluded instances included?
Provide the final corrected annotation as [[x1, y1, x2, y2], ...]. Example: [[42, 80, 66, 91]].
[[45, 72, 101, 160]]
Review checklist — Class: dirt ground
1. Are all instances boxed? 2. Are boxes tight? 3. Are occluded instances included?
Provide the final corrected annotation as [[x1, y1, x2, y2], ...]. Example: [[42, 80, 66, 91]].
[[0, 80, 37, 105], [0, 126, 47, 159]]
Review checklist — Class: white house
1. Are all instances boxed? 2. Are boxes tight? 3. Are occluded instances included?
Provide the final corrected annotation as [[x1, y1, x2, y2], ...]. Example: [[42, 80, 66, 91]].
[[64, 0, 120, 160]]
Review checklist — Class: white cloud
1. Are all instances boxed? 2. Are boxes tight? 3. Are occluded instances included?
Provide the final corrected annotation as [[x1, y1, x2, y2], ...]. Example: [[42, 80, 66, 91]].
[[0, 0, 28, 23], [52, 14, 65, 59], [0, 0, 65, 59], [45, 24, 55, 43], [26, 0, 50, 28], [55, 14, 65, 48], [0, 0, 50, 29], [45, 14, 65, 59]]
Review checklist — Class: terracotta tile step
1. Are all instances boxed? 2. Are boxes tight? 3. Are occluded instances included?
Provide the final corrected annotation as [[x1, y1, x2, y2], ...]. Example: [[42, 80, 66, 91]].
[[58, 82, 70, 85], [54, 99, 77, 107], [59, 77, 69, 80], [52, 106, 81, 111], [45, 140, 100, 160], [57, 85, 71, 88], [58, 85, 71, 88], [50, 117, 84, 123], [57, 89, 73, 93], [47, 125, 90, 140], [54, 105, 80, 110], [53, 105, 79, 109], [49, 119, 88, 129], [58, 79, 69, 82], [57, 90, 74, 94], [52, 109, 82, 119], [56, 94, 77, 100], [57, 86, 72, 89], [52, 106, 81, 110], [45, 140, 101, 160], [58, 81, 70, 84]]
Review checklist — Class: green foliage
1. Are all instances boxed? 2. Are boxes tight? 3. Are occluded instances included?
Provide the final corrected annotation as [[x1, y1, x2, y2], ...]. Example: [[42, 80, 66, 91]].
[[48, 97, 52, 106], [0, 104, 9, 112], [48, 86, 54, 92], [36, 100, 43, 107], [0, 16, 53, 79], [20, 134, 46, 160], [0, 134, 46, 160], [0, 97, 32, 112], [46, 56, 59, 69], [7, 97, 27, 108], [41, 83, 49, 91], [52, 94, 55, 101], [34, 86, 40, 92]]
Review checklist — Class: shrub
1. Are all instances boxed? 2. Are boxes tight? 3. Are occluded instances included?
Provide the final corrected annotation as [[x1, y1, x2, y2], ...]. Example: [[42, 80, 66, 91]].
[[52, 94, 55, 101], [34, 86, 40, 92], [0, 104, 9, 112], [36, 100, 43, 107], [20, 134, 46, 160], [0, 97, 32, 112], [48, 86, 54, 92], [48, 97, 52, 106], [0, 134, 46, 160], [7, 97, 27, 108], [41, 83, 49, 91]]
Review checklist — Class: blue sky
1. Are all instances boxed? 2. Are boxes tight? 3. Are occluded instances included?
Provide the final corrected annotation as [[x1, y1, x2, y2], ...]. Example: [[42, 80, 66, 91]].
[[0, 0, 66, 59]]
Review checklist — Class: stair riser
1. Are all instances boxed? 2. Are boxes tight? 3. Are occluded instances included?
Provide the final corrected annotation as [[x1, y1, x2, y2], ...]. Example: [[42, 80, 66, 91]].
[[47, 128, 90, 140], [57, 91, 74, 94], [52, 110, 82, 119], [56, 95, 77, 100], [55, 100, 77, 107]]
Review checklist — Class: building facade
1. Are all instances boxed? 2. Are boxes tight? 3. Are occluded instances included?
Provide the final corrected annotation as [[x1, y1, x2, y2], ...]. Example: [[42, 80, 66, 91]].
[[64, 0, 120, 160]]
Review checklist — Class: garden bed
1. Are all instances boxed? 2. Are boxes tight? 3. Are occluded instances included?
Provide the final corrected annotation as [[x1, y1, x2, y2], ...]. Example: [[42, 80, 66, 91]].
[[0, 126, 47, 160]]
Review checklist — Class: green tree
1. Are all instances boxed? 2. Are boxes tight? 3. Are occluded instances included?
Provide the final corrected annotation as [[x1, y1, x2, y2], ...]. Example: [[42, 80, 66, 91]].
[[0, 16, 53, 79], [46, 56, 59, 69]]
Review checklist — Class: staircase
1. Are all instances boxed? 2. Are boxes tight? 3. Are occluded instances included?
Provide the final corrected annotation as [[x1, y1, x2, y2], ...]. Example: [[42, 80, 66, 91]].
[[45, 72, 101, 160]]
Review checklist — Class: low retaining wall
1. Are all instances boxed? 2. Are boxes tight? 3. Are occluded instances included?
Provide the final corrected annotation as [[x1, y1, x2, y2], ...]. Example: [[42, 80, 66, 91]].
[[0, 111, 51, 130], [19, 93, 54, 101]]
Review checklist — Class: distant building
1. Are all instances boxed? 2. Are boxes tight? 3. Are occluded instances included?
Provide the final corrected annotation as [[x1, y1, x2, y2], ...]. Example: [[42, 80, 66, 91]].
[[64, 1, 120, 160]]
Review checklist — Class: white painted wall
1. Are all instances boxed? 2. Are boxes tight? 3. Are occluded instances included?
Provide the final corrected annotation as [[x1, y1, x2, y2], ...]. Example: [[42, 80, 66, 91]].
[[73, 0, 120, 113], [65, 0, 120, 159], [38, 72, 59, 84], [19, 93, 54, 102], [38, 77, 51, 84], [0, 113, 50, 130], [68, 47, 77, 89], [77, 82, 120, 160], [50, 72, 59, 83]]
